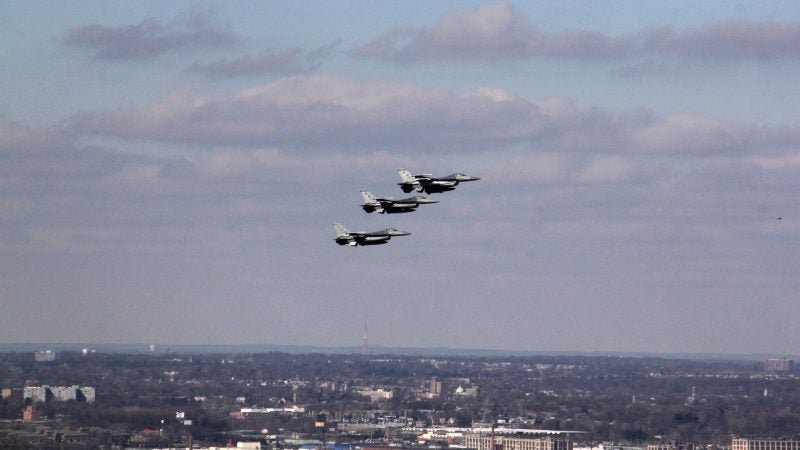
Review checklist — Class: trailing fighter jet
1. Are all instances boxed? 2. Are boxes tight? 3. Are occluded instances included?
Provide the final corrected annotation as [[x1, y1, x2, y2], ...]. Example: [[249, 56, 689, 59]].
[[333, 223, 412, 246], [397, 168, 481, 194], [360, 190, 439, 214]]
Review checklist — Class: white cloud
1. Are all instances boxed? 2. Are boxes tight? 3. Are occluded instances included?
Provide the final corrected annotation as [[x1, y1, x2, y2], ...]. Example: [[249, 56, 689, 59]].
[[643, 20, 800, 61], [490, 152, 562, 182], [195, 149, 286, 178], [629, 113, 742, 154], [532, 96, 579, 118], [464, 87, 517, 102], [103, 163, 174, 193], [66, 75, 559, 150], [65, 75, 800, 164], [751, 152, 800, 170], [0, 123, 71, 153], [575, 156, 637, 183], [67, 75, 660, 156], [186, 45, 335, 78], [355, 4, 800, 64], [64, 8, 238, 60], [355, 2, 634, 62]]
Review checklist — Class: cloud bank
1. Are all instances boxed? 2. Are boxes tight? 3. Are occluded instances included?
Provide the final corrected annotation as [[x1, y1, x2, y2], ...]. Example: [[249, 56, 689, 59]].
[[68, 75, 798, 159], [355, 3, 800, 63], [64, 9, 238, 60], [185, 42, 341, 79], [186, 49, 312, 77], [354, 3, 634, 62]]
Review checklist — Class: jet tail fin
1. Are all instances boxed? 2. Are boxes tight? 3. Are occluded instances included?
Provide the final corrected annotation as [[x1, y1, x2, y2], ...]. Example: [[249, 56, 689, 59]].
[[397, 168, 422, 193], [360, 190, 383, 213], [360, 190, 378, 204], [398, 168, 416, 183], [333, 223, 350, 238], [333, 223, 357, 245]]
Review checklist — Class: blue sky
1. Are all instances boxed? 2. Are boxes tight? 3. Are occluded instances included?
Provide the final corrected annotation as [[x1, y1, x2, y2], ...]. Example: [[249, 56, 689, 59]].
[[1, 1, 799, 354]]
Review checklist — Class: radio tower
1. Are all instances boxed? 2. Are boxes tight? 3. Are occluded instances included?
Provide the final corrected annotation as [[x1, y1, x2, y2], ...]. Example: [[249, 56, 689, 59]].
[[362, 310, 370, 356]]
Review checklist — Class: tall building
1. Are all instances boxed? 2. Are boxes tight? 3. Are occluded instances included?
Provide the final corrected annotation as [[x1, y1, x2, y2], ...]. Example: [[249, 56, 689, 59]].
[[23, 386, 50, 403], [22, 405, 41, 422], [23, 385, 95, 403], [79, 386, 96, 403], [429, 377, 442, 397], [34, 350, 56, 362], [362, 313, 369, 356], [465, 434, 572, 450], [51, 385, 78, 402], [732, 438, 800, 450], [648, 442, 696, 450], [356, 387, 393, 402], [764, 358, 795, 372], [454, 385, 479, 397]]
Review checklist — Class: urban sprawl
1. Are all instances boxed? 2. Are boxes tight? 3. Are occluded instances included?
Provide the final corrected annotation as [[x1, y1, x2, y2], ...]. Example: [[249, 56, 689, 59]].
[[0, 350, 798, 449]]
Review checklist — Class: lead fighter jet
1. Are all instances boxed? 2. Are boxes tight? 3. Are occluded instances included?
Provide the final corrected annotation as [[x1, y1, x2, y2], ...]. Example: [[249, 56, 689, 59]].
[[333, 223, 412, 246], [360, 190, 438, 214], [397, 168, 481, 194]]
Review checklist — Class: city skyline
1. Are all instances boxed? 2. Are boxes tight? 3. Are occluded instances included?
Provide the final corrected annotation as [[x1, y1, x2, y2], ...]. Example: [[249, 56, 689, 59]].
[[1, 1, 799, 354]]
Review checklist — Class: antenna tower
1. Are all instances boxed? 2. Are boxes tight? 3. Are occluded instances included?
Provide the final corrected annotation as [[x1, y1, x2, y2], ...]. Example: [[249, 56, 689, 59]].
[[362, 310, 370, 356]]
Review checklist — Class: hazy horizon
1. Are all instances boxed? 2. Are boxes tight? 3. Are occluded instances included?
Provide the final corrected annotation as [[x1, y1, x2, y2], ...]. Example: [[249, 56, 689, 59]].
[[3, 341, 797, 362]]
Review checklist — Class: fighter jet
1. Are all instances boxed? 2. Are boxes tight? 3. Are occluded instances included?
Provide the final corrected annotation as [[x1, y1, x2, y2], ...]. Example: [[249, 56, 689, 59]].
[[333, 223, 412, 246], [360, 190, 439, 214], [397, 168, 481, 194]]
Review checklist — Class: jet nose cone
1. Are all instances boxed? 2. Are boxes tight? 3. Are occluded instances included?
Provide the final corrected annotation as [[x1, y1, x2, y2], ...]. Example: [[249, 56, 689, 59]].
[[454, 173, 480, 181], [416, 197, 439, 204], [386, 229, 412, 236]]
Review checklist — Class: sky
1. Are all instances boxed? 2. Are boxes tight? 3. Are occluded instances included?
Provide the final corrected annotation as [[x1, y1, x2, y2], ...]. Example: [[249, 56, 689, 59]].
[[1, 1, 799, 355]]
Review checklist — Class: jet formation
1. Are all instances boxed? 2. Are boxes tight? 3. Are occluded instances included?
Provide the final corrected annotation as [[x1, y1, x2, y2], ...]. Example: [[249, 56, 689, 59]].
[[334, 169, 480, 246]]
